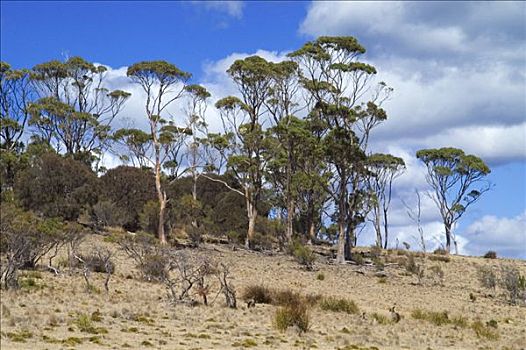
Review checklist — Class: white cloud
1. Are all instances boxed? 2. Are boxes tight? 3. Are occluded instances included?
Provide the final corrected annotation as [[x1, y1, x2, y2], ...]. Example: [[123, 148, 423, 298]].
[[462, 211, 526, 259], [190, 1, 244, 19]]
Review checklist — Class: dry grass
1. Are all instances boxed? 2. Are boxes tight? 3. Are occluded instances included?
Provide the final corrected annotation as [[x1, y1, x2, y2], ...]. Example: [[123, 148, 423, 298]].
[[0, 234, 524, 349]]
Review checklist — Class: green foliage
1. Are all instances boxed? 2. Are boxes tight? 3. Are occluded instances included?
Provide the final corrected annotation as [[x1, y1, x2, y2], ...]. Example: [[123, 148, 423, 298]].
[[99, 166, 156, 231], [127, 60, 191, 82], [291, 240, 316, 270], [319, 297, 359, 314], [14, 152, 98, 220], [411, 309, 450, 326]]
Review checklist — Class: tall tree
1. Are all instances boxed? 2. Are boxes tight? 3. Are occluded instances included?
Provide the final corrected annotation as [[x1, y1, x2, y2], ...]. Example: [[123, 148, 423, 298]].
[[214, 56, 275, 249], [289, 36, 391, 262], [367, 153, 406, 248], [265, 60, 305, 244], [416, 147, 491, 253], [126, 61, 191, 244], [0, 62, 35, 189], [28, 57, 130, 165]]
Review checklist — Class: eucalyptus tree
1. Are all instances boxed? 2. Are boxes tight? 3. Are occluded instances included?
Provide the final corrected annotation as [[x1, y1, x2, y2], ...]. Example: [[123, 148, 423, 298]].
[[126, 60, 191, 244], [214, 56, 276, 249], [183, 84, 211, 205], [264, 60, 306, 243], [0, 62, 34, 151], [28, 57, 130, 165], [289, 36, 391, 262], [416, 147, 491, 253], [367, 153, 406, 248], [0, 62, 35, 189]]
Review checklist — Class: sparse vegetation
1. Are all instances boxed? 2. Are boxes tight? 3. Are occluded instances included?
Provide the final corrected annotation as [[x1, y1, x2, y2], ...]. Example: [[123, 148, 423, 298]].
[[471, 320, 500, 340], [477, 265, 497, 290], [274, 299, 310, 333], [319, 297, 359, 314]]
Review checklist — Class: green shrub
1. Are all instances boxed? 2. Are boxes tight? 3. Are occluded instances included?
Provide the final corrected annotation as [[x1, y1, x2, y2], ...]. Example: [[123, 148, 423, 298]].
[[319, 297, 359, 314], [274, 300, 310, 333], [291, 240, 316, 270], [316, 272, 325, 281], [6, 329, 33, 342]]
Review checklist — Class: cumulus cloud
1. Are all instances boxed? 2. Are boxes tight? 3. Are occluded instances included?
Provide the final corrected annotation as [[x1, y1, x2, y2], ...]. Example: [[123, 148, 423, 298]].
[[462, 211, 526, 259], [299, 1, 526, 167]]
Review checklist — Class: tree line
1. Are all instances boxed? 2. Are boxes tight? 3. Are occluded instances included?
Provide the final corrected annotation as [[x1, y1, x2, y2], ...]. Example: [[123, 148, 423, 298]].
[[0, 36, 492, 263]]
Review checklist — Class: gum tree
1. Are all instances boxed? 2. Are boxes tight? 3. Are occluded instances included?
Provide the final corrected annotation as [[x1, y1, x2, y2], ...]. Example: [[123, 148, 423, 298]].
[[29, 57, 130, 165], [126, 61, 191, 244], [367, 153, 406, 248], [416, 147, 491, 253], [214, 56, 275, 249], [289, 36, 391, 262]]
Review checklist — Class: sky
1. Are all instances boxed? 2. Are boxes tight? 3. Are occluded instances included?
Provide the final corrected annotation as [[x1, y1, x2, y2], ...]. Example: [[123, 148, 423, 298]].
[[1, 1, 525, 258]]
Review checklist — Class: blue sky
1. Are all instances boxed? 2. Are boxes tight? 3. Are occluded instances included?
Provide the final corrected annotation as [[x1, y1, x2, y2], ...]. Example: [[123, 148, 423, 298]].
[[1, 1, 525, 258]]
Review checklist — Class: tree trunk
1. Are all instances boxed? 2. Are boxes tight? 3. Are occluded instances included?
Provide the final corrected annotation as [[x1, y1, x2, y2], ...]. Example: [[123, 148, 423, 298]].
[[336, 219, 346, 264], [445, 223, 452, 253], [374, 204, 382, 248], [383, 206, 389, 249], [155, 152, 167, 245], [245, 197, 257, 249], [286, 198, 294, 244], [308, 220, 316, 244]]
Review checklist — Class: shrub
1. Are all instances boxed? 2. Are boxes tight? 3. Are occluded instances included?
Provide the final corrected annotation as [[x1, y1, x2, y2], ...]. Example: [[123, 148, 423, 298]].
[[242, 285, 273, 304], [483, 251, 497, 259], [428, 255, 450, 263], [371, 312, 391, 325], [319, 297, 359, 314], [141, 253, 169, 282], [291, 241, 316, 270], [500, 265, 526, 305], [477, 266, 497, 290], [471, 320, 499, 340], [14, 152, 98, 220], [272, 289, 303, 307], [411, 309, 450, 326], [429, 265, 445, 285], [316, 272, 325, 281], [405, 255, 424, 283], [433, 248, 448, 255], [274, 300, 310, 333], [90, 200, 127, 229], [99, 166, 156, 231], [352, 253, 365, 265]]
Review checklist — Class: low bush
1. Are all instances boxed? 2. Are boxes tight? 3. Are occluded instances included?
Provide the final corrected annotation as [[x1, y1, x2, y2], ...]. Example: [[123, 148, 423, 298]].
[[291, 240, 316, 270], [500, 265, 526, 305], [411, 309, 449, 326], [428, 255, 450, 263], [477, 266, 497, 290], [433, 248, 448, 255], [274, 299, 310, 333], [471, 320, 500, 340], [371, 312, 392, 325], [319, 297, 359, 314], [483, 251, 497, 259], [242, 285, 273, 304]]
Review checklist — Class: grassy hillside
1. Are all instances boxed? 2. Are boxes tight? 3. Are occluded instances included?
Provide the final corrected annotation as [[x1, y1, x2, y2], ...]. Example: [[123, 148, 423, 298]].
[[1, 233, 525, 350]]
